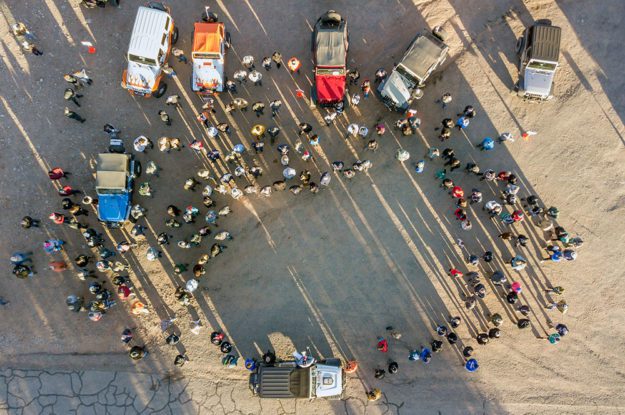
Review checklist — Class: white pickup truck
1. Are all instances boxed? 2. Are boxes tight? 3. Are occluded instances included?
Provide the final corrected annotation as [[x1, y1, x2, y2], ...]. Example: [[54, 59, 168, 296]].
[[515, 21, 561, 100], [249, 359, 344, 400]]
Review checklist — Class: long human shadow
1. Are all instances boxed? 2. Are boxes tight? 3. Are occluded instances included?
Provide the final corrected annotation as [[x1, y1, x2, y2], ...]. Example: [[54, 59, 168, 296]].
[[191, 1, 515, 412]]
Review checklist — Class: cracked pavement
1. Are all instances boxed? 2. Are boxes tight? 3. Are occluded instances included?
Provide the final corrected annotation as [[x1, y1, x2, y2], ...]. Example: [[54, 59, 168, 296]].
[[0, 368, 409, 415], [2, 0, 625, 414]]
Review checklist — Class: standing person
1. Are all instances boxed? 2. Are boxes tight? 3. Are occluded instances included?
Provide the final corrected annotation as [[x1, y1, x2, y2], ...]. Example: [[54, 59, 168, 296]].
[[547, 299, 568, 314], [271, 51, 282, 68], [248, 69, 262, 86], [72, 69, 92, 86], [348, 69, 360, 85], [269, 99, 282, 117], [64, 74, 82, 90], [172, 48, 187, 63], [261, 56, 272, 70], [233, 69, 247, 84], [13, 264, 35, 279], [165, 94, 181, 107], [438, 92, 452, 108], [458, 105, 476, 118], [129, 345, 147, 360], [233, 97, 249, 111], [158, 110, 171, 126], [367, 389, 382, 402], [298, 122, 313, 136], [361, 80, 371, 98], [287, 57, 301, 74], [456, 116, 469, 130], [242, 55, 255, 70], [64, 107, 85, 123], [225, 79, 237, 93], [21, 216, 40, 228], [48, 261, 68, 272], [477, 137, 495, 151], [252, 101, 265, 117], [48, 167, 67, 180], [374, 68, 387, 83]]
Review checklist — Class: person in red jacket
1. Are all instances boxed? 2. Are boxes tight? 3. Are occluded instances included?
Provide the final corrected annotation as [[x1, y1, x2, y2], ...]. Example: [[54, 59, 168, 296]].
[[376, 336, 388, 352]]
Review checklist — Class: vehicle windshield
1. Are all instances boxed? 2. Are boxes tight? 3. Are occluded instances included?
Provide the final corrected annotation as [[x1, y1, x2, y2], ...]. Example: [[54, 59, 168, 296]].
[[528, 61, 557, 72], [316, 67, 345, 76], [128, 54, 157, 66], [193, 52, 222, 60], [395, 65, 418, 88], [97, 188, 127, 195]]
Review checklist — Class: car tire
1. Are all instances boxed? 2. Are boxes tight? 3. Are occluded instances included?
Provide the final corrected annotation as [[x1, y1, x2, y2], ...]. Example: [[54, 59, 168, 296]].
[[133, 160, 142, 178], [147, 2, 166, 12], [225, 32, 232, 49], [310, 85, 317, 105], [515, 37, 524, 54], [109, 0, 119, 6], [153, 82, 167, 98], [172, 26, 179, 45]]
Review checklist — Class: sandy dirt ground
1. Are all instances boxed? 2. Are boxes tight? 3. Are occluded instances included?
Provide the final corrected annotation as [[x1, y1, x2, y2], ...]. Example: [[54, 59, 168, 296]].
[[1, 0, 625, 414]]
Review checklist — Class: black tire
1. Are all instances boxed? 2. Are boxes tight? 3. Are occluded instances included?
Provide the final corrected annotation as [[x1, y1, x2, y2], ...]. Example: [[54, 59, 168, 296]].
[[153, 82, 167, 98], [133, 160, 142, 178], [310, 85, 317, 105], [225, 32, 231, 49], [147, 1, 166, 12], [172, 26, 179, 45], [515, 37, 524, 54], [108, 0, 119, 6]]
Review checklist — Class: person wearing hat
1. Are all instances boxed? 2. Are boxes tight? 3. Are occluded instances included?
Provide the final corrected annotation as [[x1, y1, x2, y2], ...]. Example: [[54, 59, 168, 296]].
[[287, 57, 301, 73], [174, 354, 189, 367], [158, 110, 171, 126], [129, 345, 147, 360], [367, 389, 382, 402], [387, 360, 399, 374], [251, 124, 266, 140], [64, 107, 85, 123], [64, 88, 82, 107]]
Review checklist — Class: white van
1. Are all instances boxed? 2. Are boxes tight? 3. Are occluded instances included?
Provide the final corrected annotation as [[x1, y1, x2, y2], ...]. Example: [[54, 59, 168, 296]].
[[121, 2, 178, 98]]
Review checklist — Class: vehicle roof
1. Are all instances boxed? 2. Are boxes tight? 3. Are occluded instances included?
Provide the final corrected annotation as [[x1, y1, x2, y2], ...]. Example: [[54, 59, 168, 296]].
[[96, 171, 127, 190], [257, 366, 309, 398], [128, 6, 171, 60], [400, 32, 448, 80], [96, 154, 129, 189], [193, 22, 224, 54], [97, 153, 129, 173], [315, 25, 346, 67], [530, 24, 561, 63]]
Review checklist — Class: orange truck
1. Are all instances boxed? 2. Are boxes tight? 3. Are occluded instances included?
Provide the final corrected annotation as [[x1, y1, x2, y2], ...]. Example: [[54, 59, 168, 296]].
[[191, 21, 230, 95]]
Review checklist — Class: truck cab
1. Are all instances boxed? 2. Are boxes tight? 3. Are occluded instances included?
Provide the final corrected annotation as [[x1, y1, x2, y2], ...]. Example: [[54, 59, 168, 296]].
[[515, 22, 561, 100], [121, 3, 178, 98], [95, 153, 139, 227], [378, 29, 448, 112], [312, 11, 348, 107], [249, 359, 344, 400], [191, 21, 229, 95]]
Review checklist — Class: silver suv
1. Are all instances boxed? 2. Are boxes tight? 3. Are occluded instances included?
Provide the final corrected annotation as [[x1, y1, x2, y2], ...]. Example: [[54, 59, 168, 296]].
[[378, 28, 449, 112]]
